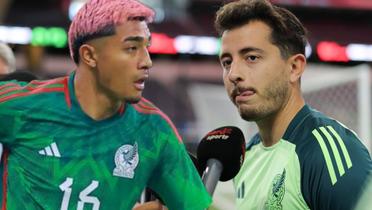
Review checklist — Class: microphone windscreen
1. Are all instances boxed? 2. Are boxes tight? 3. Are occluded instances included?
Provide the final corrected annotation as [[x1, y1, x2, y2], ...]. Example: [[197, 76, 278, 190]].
[[197, 126, 246, 181]]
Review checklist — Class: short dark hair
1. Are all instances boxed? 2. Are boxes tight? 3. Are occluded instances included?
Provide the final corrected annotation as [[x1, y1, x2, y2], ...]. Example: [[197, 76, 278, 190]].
[[215, 0, 308, 58]]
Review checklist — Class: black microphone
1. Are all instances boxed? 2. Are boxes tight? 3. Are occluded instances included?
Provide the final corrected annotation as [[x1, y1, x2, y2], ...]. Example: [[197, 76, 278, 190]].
[[197, 126, 246, 196]]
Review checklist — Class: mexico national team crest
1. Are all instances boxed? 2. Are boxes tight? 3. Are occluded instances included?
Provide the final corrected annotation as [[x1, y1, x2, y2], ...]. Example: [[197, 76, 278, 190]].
[[113, 142, 139, 179], [265, 169, 286, 210]]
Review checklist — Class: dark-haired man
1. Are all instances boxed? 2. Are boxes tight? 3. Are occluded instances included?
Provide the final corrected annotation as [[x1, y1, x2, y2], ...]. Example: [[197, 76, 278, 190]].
[[215, 0, 371, 209]]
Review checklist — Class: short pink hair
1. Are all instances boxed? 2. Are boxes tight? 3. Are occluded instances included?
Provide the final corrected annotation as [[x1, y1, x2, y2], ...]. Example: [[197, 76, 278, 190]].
[[68, 0, 155, 64]]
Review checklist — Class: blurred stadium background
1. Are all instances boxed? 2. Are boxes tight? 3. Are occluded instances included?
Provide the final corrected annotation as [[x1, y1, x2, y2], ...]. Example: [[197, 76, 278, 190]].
[[0, 0, 371, 209]]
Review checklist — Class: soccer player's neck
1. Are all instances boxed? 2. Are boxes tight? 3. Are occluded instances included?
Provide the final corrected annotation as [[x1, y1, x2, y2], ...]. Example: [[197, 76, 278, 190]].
[[257, 93, 305, 147], [74, 68, 122, 121]]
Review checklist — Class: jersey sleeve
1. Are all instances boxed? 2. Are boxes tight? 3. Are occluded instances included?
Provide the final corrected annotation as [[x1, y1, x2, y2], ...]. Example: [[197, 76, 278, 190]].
[[147, 119, 212, 210], [301, 125, 372, 210], [0, 81, 24, 144]]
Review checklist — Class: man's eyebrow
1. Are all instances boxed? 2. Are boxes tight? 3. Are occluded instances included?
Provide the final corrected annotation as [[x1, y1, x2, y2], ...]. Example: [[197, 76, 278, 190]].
[[122, 36, 144, 42], [122, 35, 151, 43], [219, 47, 265, 60], [239, 47, 265, 55]]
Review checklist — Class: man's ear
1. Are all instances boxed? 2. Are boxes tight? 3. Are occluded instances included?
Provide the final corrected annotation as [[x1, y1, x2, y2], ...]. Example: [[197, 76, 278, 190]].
[[79, 44, 97, 68], [288, 54, 306, 83]]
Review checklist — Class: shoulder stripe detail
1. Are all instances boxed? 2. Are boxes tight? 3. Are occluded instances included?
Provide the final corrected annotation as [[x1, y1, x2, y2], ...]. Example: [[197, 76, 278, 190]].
[[63, 77, 71, 109], [0, 86, 23, 96], [0, 87, 64, 103], [0, 79, 65, 97], [0, 83, 20, 91], [140, 97, 157, 108], [27, 83, 64, 90], [327, 126, 353, 168], [137, 102, 157, 111], [1, 150, 9, 210], [0, 78, 67, 103], [133, 104, 155, 114], [29, 78, 65, 86], [137, 99, 157, 111], [24, 86, 64, 94], [312, 126, 353, 185], [133, 104, 183, 143], [312, 129, 337, 185], [319, 127, 346, 176]]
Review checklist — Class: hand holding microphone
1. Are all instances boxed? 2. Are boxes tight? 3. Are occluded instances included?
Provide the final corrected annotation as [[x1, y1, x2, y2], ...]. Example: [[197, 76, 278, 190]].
[[197, 126, 246, 196]]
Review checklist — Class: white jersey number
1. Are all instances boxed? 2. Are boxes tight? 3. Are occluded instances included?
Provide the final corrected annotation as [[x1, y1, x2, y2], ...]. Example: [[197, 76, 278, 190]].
[[59, 177, 100, 210]]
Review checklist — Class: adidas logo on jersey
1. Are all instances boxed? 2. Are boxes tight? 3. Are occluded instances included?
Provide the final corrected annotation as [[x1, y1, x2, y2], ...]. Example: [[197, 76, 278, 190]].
[[39, 142, 61, 157]]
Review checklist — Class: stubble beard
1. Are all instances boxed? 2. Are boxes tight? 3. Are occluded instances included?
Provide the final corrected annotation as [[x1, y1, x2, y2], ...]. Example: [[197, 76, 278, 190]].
[[237, 79, 290, 122]]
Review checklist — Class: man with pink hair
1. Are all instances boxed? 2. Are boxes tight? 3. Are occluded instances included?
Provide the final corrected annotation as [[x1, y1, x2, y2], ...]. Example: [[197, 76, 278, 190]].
[[0, 0, 211, 209]]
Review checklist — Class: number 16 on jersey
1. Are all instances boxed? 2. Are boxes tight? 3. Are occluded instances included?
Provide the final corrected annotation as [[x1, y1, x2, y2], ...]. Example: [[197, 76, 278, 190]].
[[59, 177, 101, 210]]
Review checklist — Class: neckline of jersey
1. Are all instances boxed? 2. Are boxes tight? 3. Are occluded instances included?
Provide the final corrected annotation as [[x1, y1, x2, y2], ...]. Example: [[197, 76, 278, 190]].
[[259, 139, 284, 150], [282, 104, 311, 142]]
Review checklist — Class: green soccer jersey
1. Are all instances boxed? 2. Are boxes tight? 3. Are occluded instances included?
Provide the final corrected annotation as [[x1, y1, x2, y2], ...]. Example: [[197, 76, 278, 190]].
[[0, 72, 211, 210], [234, 105, 371, 210]]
